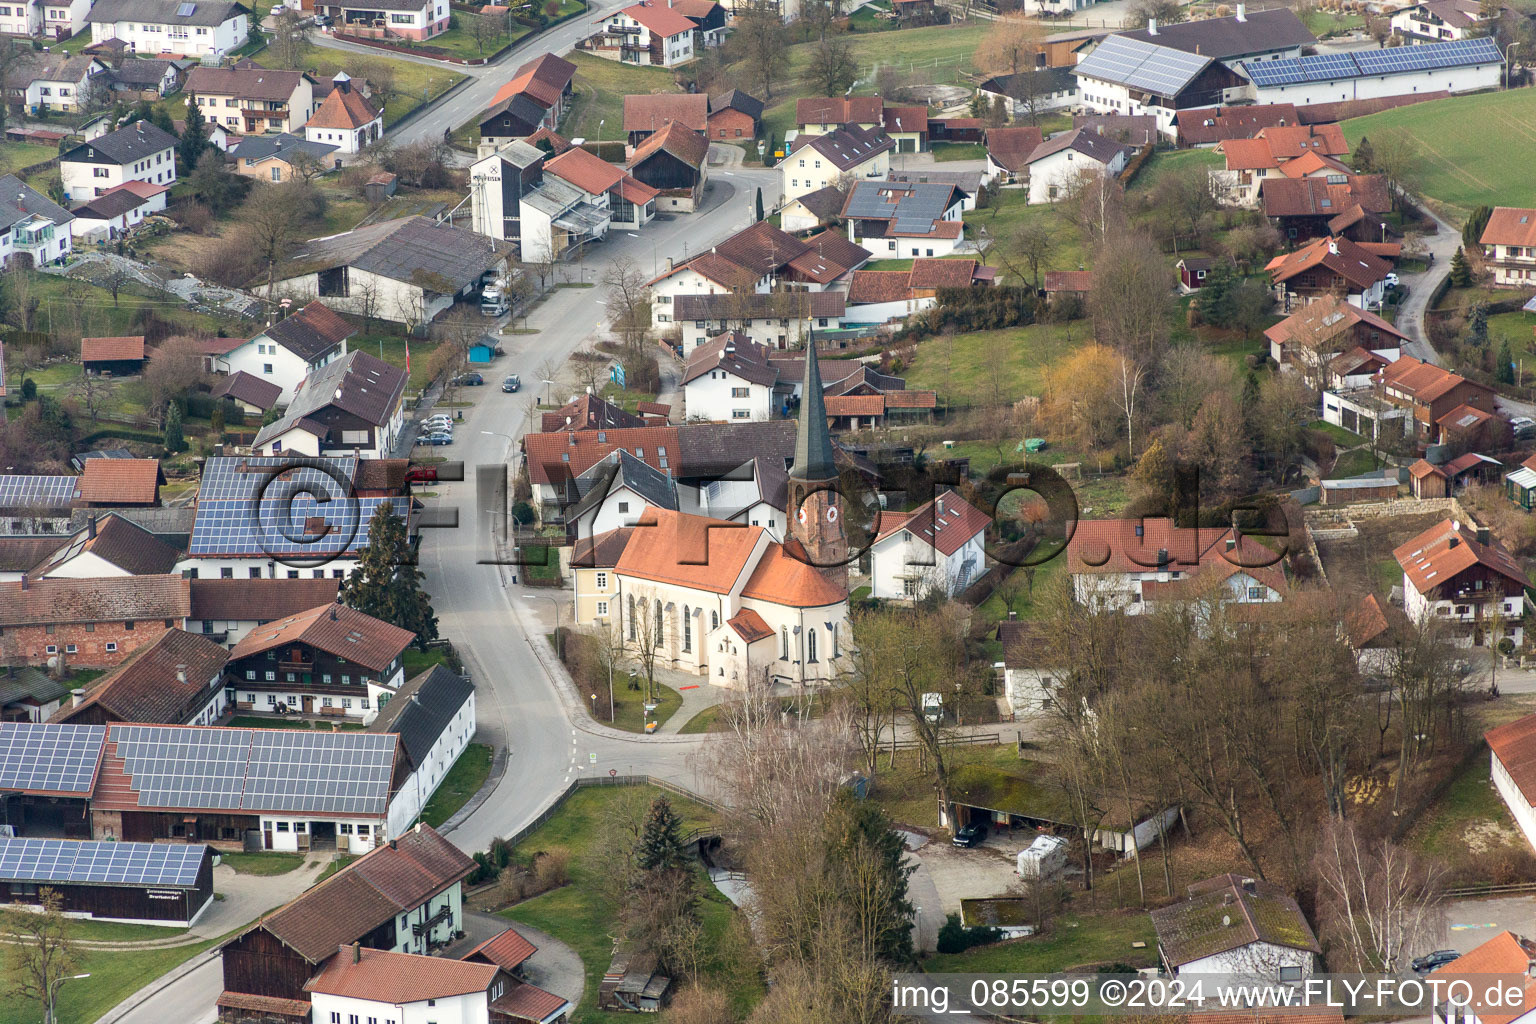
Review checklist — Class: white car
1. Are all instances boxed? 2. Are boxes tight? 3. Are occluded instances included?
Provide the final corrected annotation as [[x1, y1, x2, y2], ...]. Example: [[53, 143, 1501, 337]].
[[425, 415, 454, 429], [1512, 416, 1535, 439], [1384, 272, 1400, 289]]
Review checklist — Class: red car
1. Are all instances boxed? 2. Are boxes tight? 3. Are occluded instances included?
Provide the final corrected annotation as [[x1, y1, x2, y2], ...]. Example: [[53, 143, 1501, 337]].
[[404, 464, 438, 483]]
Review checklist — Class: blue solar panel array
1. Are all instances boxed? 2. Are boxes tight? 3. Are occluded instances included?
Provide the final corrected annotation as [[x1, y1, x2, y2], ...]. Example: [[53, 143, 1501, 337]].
[[0, 838, 206, 888], [0, 724, 106, 795], [1074, 35, 1212, 96], [1244, 36, 1501, 88], [0, 475, 78, 509], [188, 495, 407, 558], [196, 455, 358, 504]]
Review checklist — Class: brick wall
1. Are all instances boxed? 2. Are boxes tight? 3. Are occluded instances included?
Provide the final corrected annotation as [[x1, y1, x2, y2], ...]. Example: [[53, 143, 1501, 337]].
[[7, 618, 179, 668]]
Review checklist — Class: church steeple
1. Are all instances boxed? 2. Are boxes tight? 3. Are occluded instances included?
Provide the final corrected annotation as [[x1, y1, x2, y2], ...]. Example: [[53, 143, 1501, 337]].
[[792, 341, 837, 483]]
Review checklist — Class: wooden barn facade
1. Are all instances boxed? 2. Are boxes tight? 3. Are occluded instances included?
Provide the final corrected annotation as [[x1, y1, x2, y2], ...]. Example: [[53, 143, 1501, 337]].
[[0, 837, 214, 926]]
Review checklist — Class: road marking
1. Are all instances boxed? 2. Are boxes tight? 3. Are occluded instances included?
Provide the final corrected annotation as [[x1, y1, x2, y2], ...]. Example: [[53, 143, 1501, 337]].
[[678, 684, 700, 690], [627, 232, 639, 237]]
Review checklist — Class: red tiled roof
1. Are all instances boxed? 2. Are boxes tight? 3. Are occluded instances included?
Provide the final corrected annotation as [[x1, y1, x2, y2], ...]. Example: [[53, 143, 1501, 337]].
[[874, 489, 989, 556], [523, 426, 680, 486], [0, 574, 189, 626], [1278, 150, 1352, 179], [740, 541, 847, 607], [1436, 403, 1498, 431], [1216, 137, 1280, 170], [306, 948, 496, 1003], [462, 926, 537, 971], [75, 457, 162, 504], [1264, 235, 1390, 291], [615, 0, 695, 36], [217, 992, 312, 1018], [1482, 206, 1536, 248], [847, 270, 912, 305], [496, 52, 575, 109], [1345, 592, 1390, 648], [1378, 355, 1492, 404], [305, 86, 379, 131], [795, 95, 883, 127], [823, 394, 885, 417], [1262, 299, 1408, 348], [908, 258, 977, 289], [81, 335, 145, 363], [1428, 931, 1536, 1024], [1255, 122, 1347, 157], [884, 389, 936, 408], [491, 982, 571, 1023], [622, 92, 708, 133], [726, 608, 773, 643], [1066, 517, 1273, 577], [540, 394, 645, 433], [545, 146, 625, 196], [626, 118, 709, 170], [617, 508, 761, 594], [227, 603, 414, 673], [1393, 518, 1527, 596], [1409, 458, 1449, 480], [1043, 270, 1093, 292], [56, 628, 228, 724]]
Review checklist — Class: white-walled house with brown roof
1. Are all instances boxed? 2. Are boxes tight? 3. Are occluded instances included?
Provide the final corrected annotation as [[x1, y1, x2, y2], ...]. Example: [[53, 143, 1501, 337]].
[[1395, 518, 1528, 648], [184, 62, 315, 135], [1479, 207, 1536, 288], [681, 332, 781, 422], [869, 490, 989, 600], [1488, 716, 1536, 856], [1065, 518, 1288, 613], [212, 300, 355, 404]]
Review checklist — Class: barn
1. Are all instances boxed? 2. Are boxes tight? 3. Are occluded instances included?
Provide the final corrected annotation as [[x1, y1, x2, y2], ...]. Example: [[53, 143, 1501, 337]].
[[80, 335, 147, 376], [0, 836, 214, 926]]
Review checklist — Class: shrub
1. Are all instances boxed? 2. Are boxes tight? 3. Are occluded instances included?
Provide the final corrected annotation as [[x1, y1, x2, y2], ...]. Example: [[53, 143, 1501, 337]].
[[533, 847, 570, 889], [936, 913, 1003, 954]]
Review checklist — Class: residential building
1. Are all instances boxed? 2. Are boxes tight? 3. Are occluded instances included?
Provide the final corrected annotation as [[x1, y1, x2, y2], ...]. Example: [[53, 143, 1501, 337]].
[[0, 0, 92, 37], [85, 0, 250, 57], [844, 258, 991, 324], [565, 448, 682, 542], [1211, 123, 1350, 206], [1264, 235, 1392, 309], [1119, 5, 1315, 64], [1023, 128, 1133, 205], [1243, 36, 1503, 107], [541, 393, 647, 433], [81, 335, 147, 376], [1260, 173, 1391, 242], [682, 332, 784, 423], [672, 291, 847, 350], [306, 946, 569, 1024], [302, 72, 381, 154], [778, 182, 848, 232], [0, 175, 73, 269], [572, 526, 634, 625], [1173, 101, 1300, 147], [976, 67, 1079, 119], [212, 300, 355, 403], [7, 55, 108, 114], [476, 53, 576, 155], [105, 57, 183, 98], [622, 92, 708, 148], [1390, 0, 1506, 43], [707, 89, 762, 142], [869, 489, 989, 600], [881, 103, 929, 153], [366, 664, 476, 830], [1073, 113, 1160, 146], [0, 838, 213, 927], [1265, 301, 1407, 379], [1065, 517, 1287, 613], [1487, 717, 1536, 856], [32, 512, 179, 579], [59, 120, 177, 201], [584, 1, 697, 68], [251, 350, 408, 459], [185, 577, 339, 646], [226, 133, 340, 183], [781, 123, 893, 202], [1073, 35, 1249, 137], [184, 61, 315, 135], [477, 92, 551, 153], [625, 119, 709, 211], [53, 628, 229, 726], [840, 179, 965, 258], [69, 179, 170, 242], [264, 216, 512, 326], [794, 95, 882, 136], [310, 0, 449, 39], [648, 220, 869, 331], [1375, 354, 1497, 440], [210, 369, 283, 415], [1479, 207, 1536, 287], [673, 0, 725, 46], [1395, 518, 1528, 647], [0, 667, 70, 721], [0, 574, 191, 667], [461, 930, 571, 1023], [545, 145, 658, 231], [1151, 873, 1320, 979], [983, 125, 1044, 185]]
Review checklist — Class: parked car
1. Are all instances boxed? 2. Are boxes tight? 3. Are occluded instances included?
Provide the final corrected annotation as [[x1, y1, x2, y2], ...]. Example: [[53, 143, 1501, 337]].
[[952, 822, 988, 848], [454, 372, 484, 386], [416, 431, 454, 446], [1384, 272, 1400, 289], [1411, 950, 1460, 974], [404, 464, 439, 483], [425, 415, 455, 429], [502, 375, 521, 393], [1513, 416, 1535, 439]]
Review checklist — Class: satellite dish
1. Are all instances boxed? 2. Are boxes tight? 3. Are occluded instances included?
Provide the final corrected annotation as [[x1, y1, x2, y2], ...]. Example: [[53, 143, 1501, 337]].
[[1222, 914, 1232, 927]]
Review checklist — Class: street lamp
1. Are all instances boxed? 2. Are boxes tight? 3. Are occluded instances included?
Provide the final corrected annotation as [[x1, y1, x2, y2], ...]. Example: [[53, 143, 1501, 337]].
[[526, 592, 564, 660], [47, 973, 90, 1024], [542, 378, 557, 405]]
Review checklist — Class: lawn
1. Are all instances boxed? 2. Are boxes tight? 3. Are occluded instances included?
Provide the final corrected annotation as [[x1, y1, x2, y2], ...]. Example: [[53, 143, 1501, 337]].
[[1408, 756, 1524, 861], [8, 269, 240, 345], [921, 909, 1158, 973], [1342, 90, 1536, 217], [964, 191, 1088, 280], [677, 704, 723, 734], [59, 919, 189, 941], [931, 142, 986, 162], [300, 49, 466, 127], [1490, 311, 1536, 354], [561, 53, 680, 143], [1129, 147, 1224, 193], [403, 647, 454, 676], [1301, 7, 1364, 36], [609, 680, 682, 733], [0, 142, 58, 176], [972, 555, 1066, 628], [0, 933, 226, 1024], [904, 321, 1090, 404], [501, 785, 762, 1022], [218, 851, 306, 875], [420, 20, 530, 60], [420, 742, 495, 827], [358, 333, 451, 393], [1326, 447, 1385, 479], [1309, 419, 1366, 447]]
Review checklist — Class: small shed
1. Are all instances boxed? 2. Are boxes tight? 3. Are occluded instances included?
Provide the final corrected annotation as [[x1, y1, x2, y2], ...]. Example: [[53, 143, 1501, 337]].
[[0, 837, 214, 926], [1041, 270, 1092, 306], [1320, 474, 1399, 505], [364, 171, 398, 204], [1507, 456, 1536, 510], [1411, 458, 1451, 499], [599, 949, 672, 1013], [468, 343, 496, 364], [81, 335, 147, 376], [1177, 256, 1214, 293]]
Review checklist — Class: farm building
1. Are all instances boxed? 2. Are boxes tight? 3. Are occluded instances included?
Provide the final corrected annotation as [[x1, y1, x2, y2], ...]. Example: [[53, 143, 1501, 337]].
[[1243, 36, 1503, 107], [1319, 474, 1399, 504], [0, 837, 214, 926], [81, 335, 146, 376]]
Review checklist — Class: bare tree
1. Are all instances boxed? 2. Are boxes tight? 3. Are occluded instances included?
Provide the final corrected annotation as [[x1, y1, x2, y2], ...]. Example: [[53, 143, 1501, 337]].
[[1115, 356, 1145, 460], [268, 7, 313, 70], [1090, 231, 1172, 364], [974, 13, 1045, 78], [728, 0, 792, 98], [997, 218, 1056, 290], [807, 34, 858, 96], [99, 263, 133, 307], [0, 39, 38, 136], [1150, 161, 1220, 252], [240, 186, 302, 299], [1315, 818, 1445, 973], [354, 277, 382, 334], [142, 335, 210, 422], [3, 888, 80, 1024], [570, 347, 612, 396], [603, 257, 652, 352], [287, 148, 329, 185], [70, 372, 116, 424]]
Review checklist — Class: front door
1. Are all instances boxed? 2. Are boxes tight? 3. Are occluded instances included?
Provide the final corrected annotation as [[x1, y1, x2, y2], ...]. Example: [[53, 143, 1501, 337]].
[[302, 695, 314, 714]]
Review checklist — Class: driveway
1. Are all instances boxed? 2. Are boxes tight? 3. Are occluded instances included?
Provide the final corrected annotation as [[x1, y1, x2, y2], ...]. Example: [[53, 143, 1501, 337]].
[[912, 836, 1022, 917], [1433, 896, 1536, 955], [194, 856, 330, 937], [1395, 204, 1462, 365]]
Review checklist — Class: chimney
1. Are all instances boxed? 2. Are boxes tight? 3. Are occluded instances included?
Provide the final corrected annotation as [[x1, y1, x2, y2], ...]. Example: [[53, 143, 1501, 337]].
[[1449, 536, 1460, 548], [352, 941, 361, 963], [87, 514, 97, 539], [1147, 16, 1157, 33], [1007, 610, 1017, 620], [72, 688, 86, 708], [666, 256, 673, 270], [330, 606, 338, 621], [1156, 548, 1169, 568], [410, 692, 421, 705], [19, 573, 27, 591], [1477, 526, 1491, 545], [176, 665, 187, 684], [16, 192, 22, 212], [1236, 2, 1246, 20]]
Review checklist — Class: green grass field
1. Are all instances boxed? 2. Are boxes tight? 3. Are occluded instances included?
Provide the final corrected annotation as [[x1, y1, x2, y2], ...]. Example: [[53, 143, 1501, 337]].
[[562, 53, 680, 143], [964, 191, 1089, 280], [1129, 147, 1223, 193], [922, 910, 1158, 972], [0, 142, 59, 176], [300, 49, 466, 127], [218, 851, 306, 875], [420, 742, 494, 827], [1302, 8, 1364, 36], [677, 704, 722, 734], [904, 322, 1089, 404], [609, 681, 682, 733], [0, 933, 224, 1024], [422, 21, 530, 60], [1409, 756, 1524, 861], [1342, 90, 1536, 216]]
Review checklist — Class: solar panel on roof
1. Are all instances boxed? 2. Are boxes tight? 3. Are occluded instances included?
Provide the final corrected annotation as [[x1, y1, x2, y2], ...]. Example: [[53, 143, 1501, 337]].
[[0, 838, 204, 888], [176, 1, 196, 13], [0, 723, 106, 795], [196, 455, 357, 503], [1075, 35, 1210, 96], [0, 475, 78, 508], [188, 494, 404, 558], [1245, 36, 1500, 88]]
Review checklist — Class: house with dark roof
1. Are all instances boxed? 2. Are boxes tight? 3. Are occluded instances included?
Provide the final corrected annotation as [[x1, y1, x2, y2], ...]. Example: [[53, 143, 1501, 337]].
[[69, 179, 170, 242], [1173, 102, 1300, 147], [59, 119, 177, 201], [626, 119, 709, 211], [227, 132, 340, 184], [1264, 301, 1406, 380], [541, 393, 647, 433], [4, 54, 109, 115], [215, 300, 355, 404], [53, 628, 229, 726], [681, 332, 787, 424], [476, 53, 576, 155], [779, 182, 849, 233], [104, 57, 183, 98], [266, 217, 513, 329], [845, 257, 991, 324], [476, 91, 551, 153], [0, 667, 70, 722], [185, 61, 314, 135], [0, 174, 74, 269], [252, 350, 408, 459], [841, 179, 967, 258], [1151, 873, 1320, 979], [984, 125, 1044, 185], [217, 822, 475, 1022], [976, 67, 1079, 121], [1395, 518, 1527, 647], [211, 369, 283, 415], [302, 72, 381, 155], [781, 123, 893, 202], [186, 577, 340, 647], [81, 335, 146, 376], [366, 664, 475, 828], [585, 0, 699, 67], [85, 0, 250, 57], [707, 89, 762, 142], [33, 512, 179, 579], [1264, 235, 1392, 309], [567, 448, 682, 542], [870, 490, 990, 600], [1024, 128, 1133, 204], [1120, 6, 1315, 62], [1072, 32, 1250, 138]]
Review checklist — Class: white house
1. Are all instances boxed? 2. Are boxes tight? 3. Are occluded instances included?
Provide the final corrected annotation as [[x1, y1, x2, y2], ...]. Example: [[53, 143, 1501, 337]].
[[781, 123, 893, 203], [12, 55, 108, 114], [1023, 128, 1132, 205], [1243, 36, 1503, 107], [840, 178, 966, 259], [681, 332, 781, 422], [544, 146, 658, 232], [1066, 517, 1289, 613], [585, 1, 697, 68], [1152, 873, 1320, 981], [672, 292, 847, 350], [252, 350, 408, 460], [1488, 716, 1536, 858], [32, 513, 181, 579], [59, 120, 178, 202], [86, 0, 250, 58], [313, 0, 448, 40], [366, 664, 476, 831], [68, 179, 170, 242], [306, 946, 570, 1024], [1427, 930, 1536, 1024], [1391, 0, 1503, 41], [301, 72, 382, 155], [566, 449, 680, 539], [184, 61, 315, 135], [187, 577, 341, 648], [0, 174, 74, 269], [870, 490, 989, 601], [212, 300, 355, 404], [1394, 519, 1528, 649]]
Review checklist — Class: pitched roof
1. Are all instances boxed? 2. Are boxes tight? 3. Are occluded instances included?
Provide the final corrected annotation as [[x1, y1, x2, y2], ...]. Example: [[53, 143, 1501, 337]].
[[1043, 269, 1094, 292], [1072, 113, 1158, 146], [626, 119, 709, 170], [622, 92, 708, 133], [1217, 137, 1281, 170], [1175, 102, 1298, 145], [229, 602, 413, 672], [1264, 235, 1391, 291], [785, 183, 849, 222], [545, 146, 625, 196], [0, 175, 72, 237], [210, 370, 283, 411], [569, 448, 678, 521], [616, 508, 762, 594], [282, 216, 510, 291], [795, 95, 883, 127], [1427, 931, 1536, 1024], [840, 179, 961, 239], [614, 0, 695, 36], [672, 290, 846, 320], [494, 52, 576, 109], [255, 825, 474, 964], [184, 63, 306, 102], [541, 394, 645, 433], [1256, 122, 1347, 157], [462, 927, 538, 971], [71, 188, 153, 221], [189, 577, 339, 621], [848, 270, 915, 305], [57, 629, 228, 724], [1437, 403, 1499, 431], [491, 983, 571, 1023], [479, 90, 548, 134], [1393, 518, 1527, 596], [6, 53, 102, 88], [1277, 150, 1352, 178], [366, 665, 474, 774], [985, 125, 1044, 172], [0, 537, 68, 574], [797, 123, 894, 171], [1066, 517, 1278, 577], [709, 89, 763, 120], [1119, 7, 1315, 58], [80, 335, 146, 364], [682, 332, 779, 387], [305, 85, 379, 131], [909, 258, 979, 289], [254, 349, 406, 446], [657, 220, 865, 290], [307, 951, 496, 1003], [1482, 206, 1536, 248], [1260, 175, 1389, 219], [1150, 873, 1320, 968], [790, 343, 836, 483], [62, 120, 176, 166], [0, 574, 189, 626], [256, 300, 356, 363], [1263, 300, 1408, 349], [74, 456, 161, 505], [726, 608, 773, 643], [35, 513, 180, 576], [108, 56, 172, 86], [570, 526, 635, 569], [87, 0, 248, 28], [524, 425, 681, 486], [874, 489, 989, 555], [1026, 127, 1132, 166], [1378, 355, 1491, 403], [740, 541, 847, 607], [226, 132, 337, 165]]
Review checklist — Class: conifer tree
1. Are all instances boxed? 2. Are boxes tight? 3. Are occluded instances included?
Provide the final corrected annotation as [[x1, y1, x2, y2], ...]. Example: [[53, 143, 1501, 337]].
[[340, 502, 439, 649], [179, 101, 209, 172], [1450, 246, 1473, 287], [163, 402, 186, 453], [637, 795, 686, 872]]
